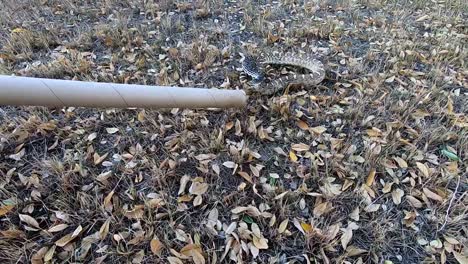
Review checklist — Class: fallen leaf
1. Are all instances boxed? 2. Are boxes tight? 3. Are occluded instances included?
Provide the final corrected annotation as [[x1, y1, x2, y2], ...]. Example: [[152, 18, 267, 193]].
[[392, 189, 404, 205], [47, 224, 69, 233], [423, 188, 443, 202], [393, 157, 408, 168], [0, 204, 14, 216], [55, 233, 74, 247], [297, 120, 309, 130], [150, 238, 164, 256], [189, 182, 209, 195], [223, 161, 236, 168], [99, 219, 111, 240], [366, 168, 376, 186], [124, 205, 145, 219], [106, 127, 119, 134], [19, 214, 40, 229], [292, 143, 310, 152], [178, 175, 191, 195], [252, 236, 268, 249], [289, 151, 298, 162], [237, 171, 253, 184], [406, 195, 423, 208], [341, 228, 353, 249], [310, 126, 327, 134], [415, 162, 430, 177], [278, 219, 289, 234], [301, 222, 313, 233]]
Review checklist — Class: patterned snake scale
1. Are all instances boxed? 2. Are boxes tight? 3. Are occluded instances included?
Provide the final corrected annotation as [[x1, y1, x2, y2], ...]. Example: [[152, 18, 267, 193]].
[[241, 52, 326, 95]]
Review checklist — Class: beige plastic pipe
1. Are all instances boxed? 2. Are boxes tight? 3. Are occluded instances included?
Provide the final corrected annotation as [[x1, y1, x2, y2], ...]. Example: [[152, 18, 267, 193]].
[[0, 75, 247, 109]]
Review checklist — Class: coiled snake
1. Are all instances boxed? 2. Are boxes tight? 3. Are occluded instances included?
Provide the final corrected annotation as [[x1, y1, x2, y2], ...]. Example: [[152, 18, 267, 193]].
[[240, 52, 326, 95]]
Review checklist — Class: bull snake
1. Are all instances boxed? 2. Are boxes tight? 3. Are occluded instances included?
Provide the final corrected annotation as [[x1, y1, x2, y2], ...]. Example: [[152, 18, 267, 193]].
[[240, 52, 326, 95]]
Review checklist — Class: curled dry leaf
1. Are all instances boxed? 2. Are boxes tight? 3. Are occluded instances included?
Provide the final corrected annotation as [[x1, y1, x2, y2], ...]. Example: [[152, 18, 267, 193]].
[[178, 175, 191, 195], [292, 143, 310, 152], [406, 195, 423, 208], [365, 168, 376, 186], [252, 236, 268, 249]]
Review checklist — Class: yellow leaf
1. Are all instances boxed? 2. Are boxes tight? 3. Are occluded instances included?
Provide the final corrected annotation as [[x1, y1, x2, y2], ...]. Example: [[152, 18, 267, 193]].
[[365, 168, 376, 186], [12, 28, 28, 33], [150, 238, 164, 256], [137, 111, 146, 122], [297, 120, 309, 130], [301, 222, 313, 233], [0, 204, 14, 216], [416, 162, 430, 177], [289, 151, 298, 162]]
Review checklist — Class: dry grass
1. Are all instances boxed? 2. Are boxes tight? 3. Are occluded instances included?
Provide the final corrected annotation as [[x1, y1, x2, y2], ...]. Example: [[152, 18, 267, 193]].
[[0, 0, 467, 263]]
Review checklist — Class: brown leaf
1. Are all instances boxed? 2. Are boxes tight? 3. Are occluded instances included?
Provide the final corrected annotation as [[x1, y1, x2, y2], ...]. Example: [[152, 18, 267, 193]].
[[44, 245, 56, 262], [406, 195, 423, 208], [423, 188, 443, 202], [31, 247, 48, 264], [0, 204, 14, 216], [237, 171, 253, 184], [365, 168, 376, 186], [297, 120, 309, 130], [313, 202, 329, 217], [150, 238, 164, 256], [124, 205, 145, 219]]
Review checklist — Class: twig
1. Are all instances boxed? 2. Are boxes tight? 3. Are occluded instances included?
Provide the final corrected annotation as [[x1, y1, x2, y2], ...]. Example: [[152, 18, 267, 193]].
[[437, 175, 461, 232]]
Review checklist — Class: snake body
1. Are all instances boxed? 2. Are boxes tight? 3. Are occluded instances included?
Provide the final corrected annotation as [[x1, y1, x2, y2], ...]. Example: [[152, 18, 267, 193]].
[[241, 52, 326, 95]]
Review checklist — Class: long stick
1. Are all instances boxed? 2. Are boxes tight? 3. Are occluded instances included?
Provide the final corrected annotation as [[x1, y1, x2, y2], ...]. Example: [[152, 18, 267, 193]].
[[0, 75, 247, 109]]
